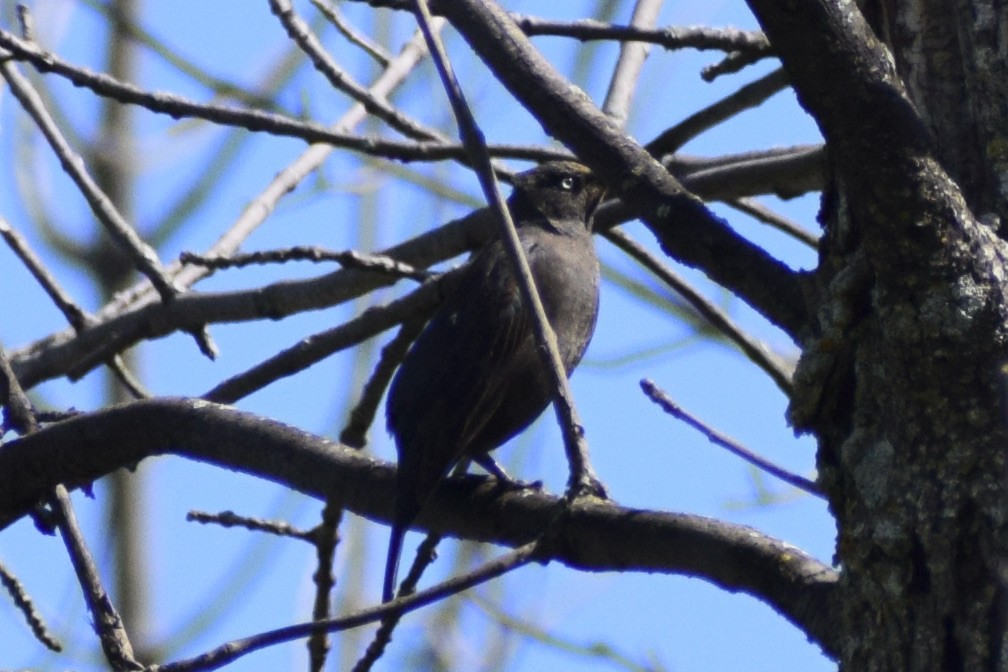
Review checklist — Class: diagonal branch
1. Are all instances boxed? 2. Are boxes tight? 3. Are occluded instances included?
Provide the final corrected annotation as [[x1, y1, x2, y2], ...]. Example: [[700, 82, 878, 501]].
[[269, 0, 444, 141], [0, 58, 177, 303], [647, 67, 790, 157], [434, 0, 810, 339], [600, 0, 664, 127], [604, 229, 794, 393], [0, 348, 139, 670], [0, 27, 562, 166]]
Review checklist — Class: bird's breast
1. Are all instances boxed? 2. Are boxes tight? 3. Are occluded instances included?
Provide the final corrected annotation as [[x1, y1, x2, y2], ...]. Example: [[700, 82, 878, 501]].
[[524, 230, 600, 370]]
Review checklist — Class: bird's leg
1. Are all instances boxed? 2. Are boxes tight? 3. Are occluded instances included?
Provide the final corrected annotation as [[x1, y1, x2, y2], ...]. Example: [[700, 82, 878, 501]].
[[566, 457, 608, 500], [473, 455, 543, 491]]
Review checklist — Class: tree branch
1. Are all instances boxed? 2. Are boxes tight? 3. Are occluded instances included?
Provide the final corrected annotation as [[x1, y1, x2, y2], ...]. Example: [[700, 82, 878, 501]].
[[433, 0, 810, 339], [9, 143, 822, 391], [0, 398, 839, 656]]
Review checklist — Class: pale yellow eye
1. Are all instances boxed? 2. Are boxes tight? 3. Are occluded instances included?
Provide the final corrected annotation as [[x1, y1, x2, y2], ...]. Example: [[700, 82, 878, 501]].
[[560, 176, 577, 190]]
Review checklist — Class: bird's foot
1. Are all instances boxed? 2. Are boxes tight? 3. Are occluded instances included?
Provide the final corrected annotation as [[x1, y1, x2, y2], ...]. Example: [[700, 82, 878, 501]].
[[478, 473, 543, 493], [566, 473, 608, 501], [473, 455, 543, 492]]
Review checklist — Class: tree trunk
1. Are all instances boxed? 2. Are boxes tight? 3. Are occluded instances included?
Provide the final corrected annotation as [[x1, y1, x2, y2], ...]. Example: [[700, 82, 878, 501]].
[[762, 0, 1008, 668]]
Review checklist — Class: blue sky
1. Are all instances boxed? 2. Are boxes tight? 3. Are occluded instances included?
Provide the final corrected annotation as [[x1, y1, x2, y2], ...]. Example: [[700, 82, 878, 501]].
[[0, 1, 834, 670]]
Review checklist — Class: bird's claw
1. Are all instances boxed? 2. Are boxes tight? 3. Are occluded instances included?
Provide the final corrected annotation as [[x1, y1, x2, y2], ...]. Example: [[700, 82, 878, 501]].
[[480, 474, 543, 493], [567, 474, 608, 500]]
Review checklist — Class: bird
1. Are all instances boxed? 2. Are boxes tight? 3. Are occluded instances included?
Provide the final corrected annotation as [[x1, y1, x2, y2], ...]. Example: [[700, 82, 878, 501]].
[[382, 160, 605, 603]]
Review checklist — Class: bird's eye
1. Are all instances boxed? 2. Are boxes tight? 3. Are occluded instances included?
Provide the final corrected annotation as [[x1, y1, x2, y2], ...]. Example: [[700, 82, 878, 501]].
[[560, 175, 578, 191]]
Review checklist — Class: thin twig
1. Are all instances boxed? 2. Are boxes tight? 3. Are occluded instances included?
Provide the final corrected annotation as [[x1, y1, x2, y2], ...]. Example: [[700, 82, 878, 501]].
[[340, 317, 427, 448], [514, 16, 771, 54], [202, 273, 449, 405], [728, 197, 819, 249], [702, 49, 771, 81], [319, 1, 773, 57], [180, 246, 432, 281], [106, 355, 152, 399], [605, 229, 794, 394], [0, 346, 140, 669], [151, 540, 541, 672], [601, 0, 664, 127], [306, 502, 343, 672], [14, 3, 34, 41], [640, 378, 822, 497], [0, 216, 92, 330], [0, 560, 62, 652], [0, 57, 177, 302], [672, 144, 825, 201], [186, 510, 314, 541], [352, 531, 443, 672], [50, 485, 143, 669], [0, 347, 36, 434], [647, 68, 789, 157], [312, 0, 392, 66], [0, 27, 564, 165], [270, 0, 443, 141]]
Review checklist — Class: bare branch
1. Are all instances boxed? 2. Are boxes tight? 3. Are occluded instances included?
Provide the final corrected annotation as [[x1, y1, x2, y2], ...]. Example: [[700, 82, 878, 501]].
[[351, 530, 442, 671], [47, 486, 142, 671], [186, 510, 314, 541], [0, 560, 62, 652], [647, 68, 790, 157], [600, 0, 665, 127], [0, 398, 840, 656], [436, 0, 810, 339], [180, 246, 432, 282], [0, 58, 177, 302], [269, 0, 443, 141], [604, 229, 794, 394], [640, 379, 821, 496], [343, 3, 772, 55], [669, 144, 824, 201], [201, 273, 447, 405], [307, 502, 343, 672], [312, 0, 393, 67], [0, 27, 563, 165], [0, 348, 139, 670], [0, 216, 91, 331], [153, 540, 540, 672], [340, 318, 426, 449], [729, 197, 819, 249], [701, 48, 771, 81], [515, 16, 770, 55]]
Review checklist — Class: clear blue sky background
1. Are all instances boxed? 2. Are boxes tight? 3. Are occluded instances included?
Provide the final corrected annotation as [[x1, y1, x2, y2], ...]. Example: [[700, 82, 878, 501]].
[[1, 1, 834, 670]]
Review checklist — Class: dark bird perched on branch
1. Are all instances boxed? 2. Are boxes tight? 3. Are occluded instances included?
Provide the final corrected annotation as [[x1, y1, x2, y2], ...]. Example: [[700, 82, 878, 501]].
[[383, 161, 606, 602]]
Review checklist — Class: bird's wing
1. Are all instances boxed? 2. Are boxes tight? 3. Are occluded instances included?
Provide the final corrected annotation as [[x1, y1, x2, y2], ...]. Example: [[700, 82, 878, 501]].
[[388, 237, 540, 505]]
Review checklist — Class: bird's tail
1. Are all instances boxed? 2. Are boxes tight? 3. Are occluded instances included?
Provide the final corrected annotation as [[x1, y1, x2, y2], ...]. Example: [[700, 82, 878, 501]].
[[382, 522, 407, 603]]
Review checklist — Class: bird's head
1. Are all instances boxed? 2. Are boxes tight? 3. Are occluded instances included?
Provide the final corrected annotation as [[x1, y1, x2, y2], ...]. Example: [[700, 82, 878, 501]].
[[509, 161, 606, 230]]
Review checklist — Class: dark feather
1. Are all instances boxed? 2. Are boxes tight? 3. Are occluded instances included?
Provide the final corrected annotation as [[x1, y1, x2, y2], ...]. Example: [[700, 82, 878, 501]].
[[382, 161, 603, 602]]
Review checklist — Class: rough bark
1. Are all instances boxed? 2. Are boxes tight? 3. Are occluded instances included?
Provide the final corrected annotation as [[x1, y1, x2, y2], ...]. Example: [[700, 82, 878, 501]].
[[882, 0, 1008, 225], [747, 0, 1008, 669]]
